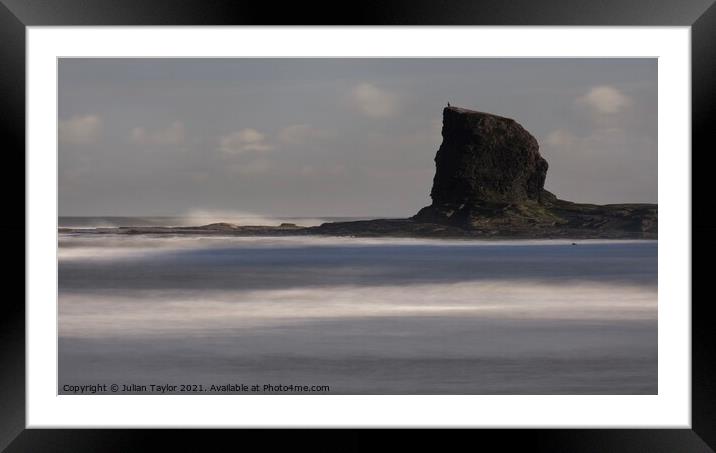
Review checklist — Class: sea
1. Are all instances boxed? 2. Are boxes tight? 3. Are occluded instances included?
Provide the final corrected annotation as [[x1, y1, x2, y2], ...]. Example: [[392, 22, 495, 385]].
[[58, 216, 658, 395]]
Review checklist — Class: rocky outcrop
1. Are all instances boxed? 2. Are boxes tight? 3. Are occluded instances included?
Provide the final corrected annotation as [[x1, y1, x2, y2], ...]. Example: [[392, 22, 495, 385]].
[[415, 107, 551, 226], [432, 107, 547, 203], [413, 106, 657, 238]]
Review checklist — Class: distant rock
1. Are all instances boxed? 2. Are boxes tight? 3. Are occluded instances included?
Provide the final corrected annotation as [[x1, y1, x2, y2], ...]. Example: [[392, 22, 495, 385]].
[[201, 222, 239, 230], [435, 107, 547, 203], [415, 107, 550, 226], [413, 106, 657, 238]]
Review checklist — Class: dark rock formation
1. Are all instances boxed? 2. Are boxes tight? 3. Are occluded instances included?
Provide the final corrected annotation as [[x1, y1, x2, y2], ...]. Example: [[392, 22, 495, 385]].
[[415, 107, 551, 226], [201, 222, 239, 230], [432, 107, 547, 204], [413, 106, 657, 238]]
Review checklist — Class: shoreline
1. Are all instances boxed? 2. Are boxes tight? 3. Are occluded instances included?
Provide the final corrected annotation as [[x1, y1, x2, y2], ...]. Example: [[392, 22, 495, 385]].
[[58, 217, 657, 240]]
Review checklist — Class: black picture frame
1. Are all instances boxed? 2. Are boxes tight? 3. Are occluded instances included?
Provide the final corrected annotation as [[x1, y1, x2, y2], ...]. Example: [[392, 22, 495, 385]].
[[4, 0, 713, 450]]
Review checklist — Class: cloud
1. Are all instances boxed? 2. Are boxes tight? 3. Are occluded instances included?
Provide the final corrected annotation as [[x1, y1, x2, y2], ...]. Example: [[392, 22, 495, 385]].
[[350, 83, 398, 118], [59, 114, 102, 145], [278, 124, 331, 146], [545, 129, 576, 148], [577, 85, 630, 114], [219, 128, 274, 154], [131, 121, 185, 146]]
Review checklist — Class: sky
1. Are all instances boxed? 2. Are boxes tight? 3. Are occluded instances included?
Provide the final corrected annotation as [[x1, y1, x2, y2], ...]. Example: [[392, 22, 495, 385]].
[[58, 58, 657, 217]]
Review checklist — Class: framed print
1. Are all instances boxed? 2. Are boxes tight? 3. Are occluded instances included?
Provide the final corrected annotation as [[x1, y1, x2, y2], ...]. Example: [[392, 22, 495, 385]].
[[4, 0, 714, 450]]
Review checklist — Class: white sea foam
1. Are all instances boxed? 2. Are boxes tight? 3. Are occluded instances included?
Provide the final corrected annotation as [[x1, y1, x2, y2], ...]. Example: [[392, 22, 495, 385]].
[[59, 279, 656, 338], [182, 209, 329, 227]]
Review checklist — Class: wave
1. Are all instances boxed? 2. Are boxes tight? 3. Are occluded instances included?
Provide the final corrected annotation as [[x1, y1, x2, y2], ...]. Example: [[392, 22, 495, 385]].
[[59, 279, 656, 339], [59, 211, 371, 229]]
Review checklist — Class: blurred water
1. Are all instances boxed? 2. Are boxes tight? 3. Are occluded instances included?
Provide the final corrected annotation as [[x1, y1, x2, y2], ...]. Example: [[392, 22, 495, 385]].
[[58, 235, 657, 394], [58, 215, 370, 228]]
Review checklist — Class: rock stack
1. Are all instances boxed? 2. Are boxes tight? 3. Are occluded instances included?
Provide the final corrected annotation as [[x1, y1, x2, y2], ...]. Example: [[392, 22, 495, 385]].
[[414, 106, 657, 237]]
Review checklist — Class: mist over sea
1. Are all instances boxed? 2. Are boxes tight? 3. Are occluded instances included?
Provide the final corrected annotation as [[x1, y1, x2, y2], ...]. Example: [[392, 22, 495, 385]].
[[58, 214, 372, 228], [58, 220, 657, 394]]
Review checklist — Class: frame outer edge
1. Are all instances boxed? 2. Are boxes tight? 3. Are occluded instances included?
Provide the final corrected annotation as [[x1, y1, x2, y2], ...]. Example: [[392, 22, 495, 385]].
[[692, 0, 716, 450], [6, 0, 715, 450], [1, 0, 715, 25], [0, 1, 26, 452]]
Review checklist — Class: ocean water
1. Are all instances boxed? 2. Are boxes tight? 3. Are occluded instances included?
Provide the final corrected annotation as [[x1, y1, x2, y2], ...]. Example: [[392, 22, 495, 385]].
[[58, 233, 657, 394], [58, 215, 370, 228]]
